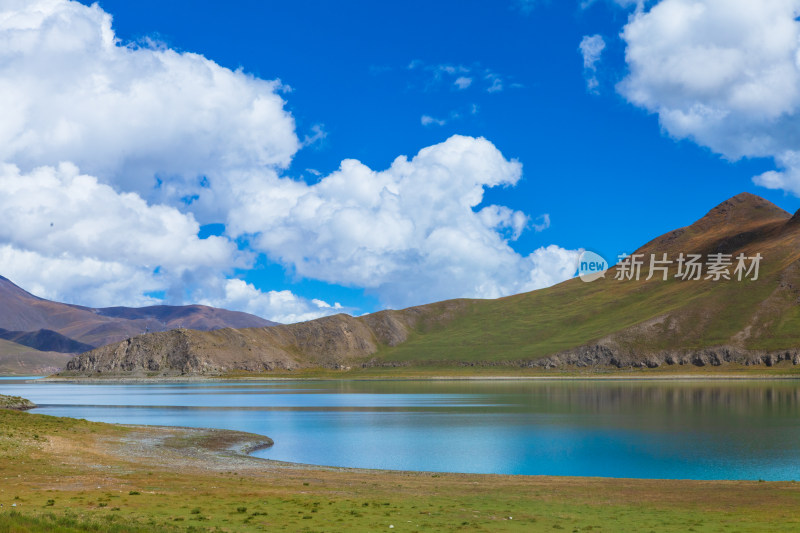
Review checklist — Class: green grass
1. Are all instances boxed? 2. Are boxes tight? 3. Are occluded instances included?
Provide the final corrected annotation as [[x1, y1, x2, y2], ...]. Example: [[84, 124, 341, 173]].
[[0, 511, 158, 532], [377, 276, 767, 364], [351, 237, 800, 368]]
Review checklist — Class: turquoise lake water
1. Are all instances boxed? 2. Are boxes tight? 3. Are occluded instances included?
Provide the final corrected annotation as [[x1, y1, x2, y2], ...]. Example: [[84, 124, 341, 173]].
[[1, 378, 799, 480]]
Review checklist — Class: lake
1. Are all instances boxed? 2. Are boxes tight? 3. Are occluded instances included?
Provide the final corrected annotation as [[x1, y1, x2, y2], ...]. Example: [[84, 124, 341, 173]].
[[1, 378, 799, 480]]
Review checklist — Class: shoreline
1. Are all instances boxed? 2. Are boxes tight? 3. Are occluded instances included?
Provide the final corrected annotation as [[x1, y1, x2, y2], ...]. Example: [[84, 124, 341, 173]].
[[15, 403, 800, 482], [99, 420, 800, 482], [6, 405, 798, 482], [30, 373, 800, 383], [2, 403, 799, 530]]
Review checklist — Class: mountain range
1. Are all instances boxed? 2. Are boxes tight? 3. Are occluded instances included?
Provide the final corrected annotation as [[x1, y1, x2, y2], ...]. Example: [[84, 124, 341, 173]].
[[60, 192, 800, 377], [0, 276, 276, 374]]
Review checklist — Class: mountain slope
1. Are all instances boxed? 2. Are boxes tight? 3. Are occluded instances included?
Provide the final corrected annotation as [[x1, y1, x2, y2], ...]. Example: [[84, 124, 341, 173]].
[[63, 300, 467, 375], [0, 276, 277, 364], [0, 328, 94, 354], [62, 192, 800, 376], [382, 192, 800, 365], [0, 339, 71, 375]]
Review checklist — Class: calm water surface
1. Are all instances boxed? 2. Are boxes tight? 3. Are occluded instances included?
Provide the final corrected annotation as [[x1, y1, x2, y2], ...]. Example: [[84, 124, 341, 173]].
[[1, 378, 799, 480]]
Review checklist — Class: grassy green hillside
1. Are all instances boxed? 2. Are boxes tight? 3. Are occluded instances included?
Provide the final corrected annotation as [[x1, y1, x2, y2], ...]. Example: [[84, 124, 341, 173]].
[[378, 193, 800, 364], [61, 192, 800, 376], [380, 262, 783, 363]]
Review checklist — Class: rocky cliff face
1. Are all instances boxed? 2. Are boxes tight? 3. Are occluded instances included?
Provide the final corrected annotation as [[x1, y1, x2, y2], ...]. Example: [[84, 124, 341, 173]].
[[360, 344, 800, 370], [63, 308, 430, 376], [532, 344, 800, 369]]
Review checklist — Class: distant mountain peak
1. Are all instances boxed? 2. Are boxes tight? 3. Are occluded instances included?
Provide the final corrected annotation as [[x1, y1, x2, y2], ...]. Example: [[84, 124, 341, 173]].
[[0, 275, 278, 361], [692, 192, 790, 232], [0, 275, 44, 302], [633, 192, 792, 257]]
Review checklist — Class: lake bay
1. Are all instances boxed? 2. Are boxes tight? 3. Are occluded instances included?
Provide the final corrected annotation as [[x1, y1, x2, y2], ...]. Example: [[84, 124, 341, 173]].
[[1, 379, 799, 480]]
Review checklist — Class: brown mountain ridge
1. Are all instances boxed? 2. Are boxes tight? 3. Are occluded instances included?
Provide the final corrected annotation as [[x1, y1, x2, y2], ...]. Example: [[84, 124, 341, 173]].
[[62, 192, 800, 377], [0, 276, 277, 374]]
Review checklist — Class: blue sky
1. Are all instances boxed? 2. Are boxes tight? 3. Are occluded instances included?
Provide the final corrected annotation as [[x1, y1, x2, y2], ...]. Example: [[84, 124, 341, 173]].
[[1, 0, 798, 321]]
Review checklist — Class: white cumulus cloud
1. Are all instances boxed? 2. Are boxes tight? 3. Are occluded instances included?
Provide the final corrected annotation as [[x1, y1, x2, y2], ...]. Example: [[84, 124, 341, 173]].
[[618, 0, 800, 194], [0, 244, 164, 308], [197, 279, 343, 324], [0, 162, 340, 323], [0, 0, 298, 218], [225, 135, 580, 308], [0, 162, 235, 272], [0, 0, 580, 320]]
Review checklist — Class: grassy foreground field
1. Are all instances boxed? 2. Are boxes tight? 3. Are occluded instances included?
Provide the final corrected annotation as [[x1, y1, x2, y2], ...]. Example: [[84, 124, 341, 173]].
[[1, 408, 800, 532]]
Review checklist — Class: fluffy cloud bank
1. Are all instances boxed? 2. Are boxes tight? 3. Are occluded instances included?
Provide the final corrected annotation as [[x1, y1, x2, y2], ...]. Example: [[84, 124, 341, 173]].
[[198, 279, 344, 324], [229, 135, 578, 307], [0, 0, 341, 321], [0, 162, 342, 319], [0, 0, 297, 215], [0, 162, 233, 271], [618, 0, 800, 194], [0, 0, 579, 320]]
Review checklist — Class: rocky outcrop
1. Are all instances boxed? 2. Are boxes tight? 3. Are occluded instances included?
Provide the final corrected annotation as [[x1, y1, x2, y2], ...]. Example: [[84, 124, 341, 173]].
[[458, 344, 800, 370], [549, 344, 800, 369], [0, 394, 36, 410], [61, 311, 800, 376], [62, 309, 430, 376]]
